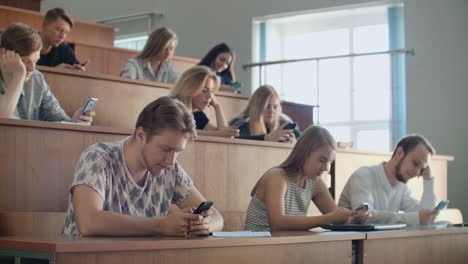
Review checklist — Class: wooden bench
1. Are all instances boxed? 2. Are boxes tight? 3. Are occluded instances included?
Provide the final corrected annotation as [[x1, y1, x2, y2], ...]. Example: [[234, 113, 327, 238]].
[[0, 118, 295, 231], [39, 66, 314, 131], [0, 5, 115, 46], [0, 119, 453, 231], [72, 41, 199, 76]]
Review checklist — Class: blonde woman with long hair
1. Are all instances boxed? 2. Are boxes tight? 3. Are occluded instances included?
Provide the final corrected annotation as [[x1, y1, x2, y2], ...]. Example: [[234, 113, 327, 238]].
[[120, 27, 179, 83], [229, 85, 300, 142], [244, 125, 369, 231], [170, 65, 239, 137]]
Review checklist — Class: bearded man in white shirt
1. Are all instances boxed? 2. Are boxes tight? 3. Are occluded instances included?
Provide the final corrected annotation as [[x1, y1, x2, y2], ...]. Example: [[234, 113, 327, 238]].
[[339, 134, 438, 225]]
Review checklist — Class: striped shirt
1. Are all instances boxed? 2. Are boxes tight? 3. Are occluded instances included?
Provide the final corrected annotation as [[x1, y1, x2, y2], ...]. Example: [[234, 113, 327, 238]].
[[244, 169, 315, 231]]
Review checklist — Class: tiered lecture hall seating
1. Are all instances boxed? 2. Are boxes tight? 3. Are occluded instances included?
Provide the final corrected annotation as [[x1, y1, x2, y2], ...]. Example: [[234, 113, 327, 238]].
[[0, 5, 115, 47], [1, 5, 466, 264], [0, 0, 41, 11]]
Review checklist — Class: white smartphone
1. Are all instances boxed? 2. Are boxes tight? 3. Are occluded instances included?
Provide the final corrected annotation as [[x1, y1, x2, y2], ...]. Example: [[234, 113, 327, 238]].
[[81, 97, 98, 115]]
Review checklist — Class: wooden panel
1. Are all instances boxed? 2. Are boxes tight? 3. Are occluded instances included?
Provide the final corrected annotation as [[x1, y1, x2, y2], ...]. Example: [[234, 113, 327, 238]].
[[73, 42, 199, 76], [55, 241, 351, 264], [0, 5, 115, 46], [0, 0, 41, 11], [0, 119, 293, 231], [40, 66, 313, 134], [0, 212, 66, 236], [363, 228, 468, 264], [0, 120, 128, 212], [39, 66, 249, 129], [334, 149, 453, 203], [281, 101, 314, 131]]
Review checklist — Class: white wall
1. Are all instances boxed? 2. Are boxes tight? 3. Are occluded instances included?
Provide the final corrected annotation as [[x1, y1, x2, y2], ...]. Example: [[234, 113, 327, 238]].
[[42, 0, 468, 220], [405, 0, 468, 220]]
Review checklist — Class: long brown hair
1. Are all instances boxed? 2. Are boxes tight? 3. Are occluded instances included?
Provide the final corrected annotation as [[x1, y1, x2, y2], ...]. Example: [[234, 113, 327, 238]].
[[137, 27, 176, 61], [250, 125, 336, 196], [241, 85, 280, 135]]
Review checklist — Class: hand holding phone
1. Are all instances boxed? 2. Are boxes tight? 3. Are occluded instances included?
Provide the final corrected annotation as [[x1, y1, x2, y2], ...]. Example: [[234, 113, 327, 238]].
[[193, 201, 214, 214], [283, 123, 296, 130], [433, 200, 450, 216], [81, 97, 98, 115], [434, 200, 450, 211], [356, 203, 369, 211]]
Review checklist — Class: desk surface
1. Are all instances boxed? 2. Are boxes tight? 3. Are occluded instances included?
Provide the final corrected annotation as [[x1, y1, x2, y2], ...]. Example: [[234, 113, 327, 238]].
[[365, 225, 468, 239], [0, 231, 365, 253]]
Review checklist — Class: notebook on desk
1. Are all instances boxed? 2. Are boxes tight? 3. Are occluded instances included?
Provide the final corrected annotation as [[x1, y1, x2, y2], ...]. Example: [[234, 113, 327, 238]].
[[321, 223, 407, 231]]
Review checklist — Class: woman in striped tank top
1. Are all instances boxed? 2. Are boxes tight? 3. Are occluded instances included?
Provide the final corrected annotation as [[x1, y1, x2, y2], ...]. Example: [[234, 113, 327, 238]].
[[245, 125, 368, 231]]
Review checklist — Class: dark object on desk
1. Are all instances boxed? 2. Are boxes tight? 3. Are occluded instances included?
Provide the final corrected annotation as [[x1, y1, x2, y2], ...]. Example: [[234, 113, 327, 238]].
[[321, 223, 407, 231]]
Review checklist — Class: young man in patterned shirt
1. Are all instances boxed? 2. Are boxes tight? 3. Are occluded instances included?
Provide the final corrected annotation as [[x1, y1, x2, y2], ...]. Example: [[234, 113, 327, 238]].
[[63, 96, 224, 236]]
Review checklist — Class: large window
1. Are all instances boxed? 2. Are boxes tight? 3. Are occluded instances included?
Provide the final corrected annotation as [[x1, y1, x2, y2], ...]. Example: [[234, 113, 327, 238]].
[[114, 35, 148, 51], [252, 4, 405, 152]]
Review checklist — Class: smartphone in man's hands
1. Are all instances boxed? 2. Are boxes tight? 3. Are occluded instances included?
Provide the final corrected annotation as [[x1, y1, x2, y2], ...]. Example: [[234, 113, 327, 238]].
[[433, 200, 450, 216], [81, 97, 98, 115], [356, 203, 369, 210], [193, 201, 214, 214]]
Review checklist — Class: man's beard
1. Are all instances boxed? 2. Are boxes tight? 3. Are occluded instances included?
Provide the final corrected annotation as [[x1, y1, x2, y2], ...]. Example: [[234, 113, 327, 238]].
[[394, 156, 407, 183]]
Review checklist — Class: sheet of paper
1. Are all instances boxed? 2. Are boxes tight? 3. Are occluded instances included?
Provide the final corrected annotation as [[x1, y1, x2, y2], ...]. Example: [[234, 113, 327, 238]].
[[212, 231, 271, 237]]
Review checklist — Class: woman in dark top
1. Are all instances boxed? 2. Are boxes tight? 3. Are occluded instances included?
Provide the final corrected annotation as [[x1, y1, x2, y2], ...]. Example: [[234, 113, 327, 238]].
[[169, 65, 239, 138], [229, 85, 301, 143], [198, 43, 238, 92]]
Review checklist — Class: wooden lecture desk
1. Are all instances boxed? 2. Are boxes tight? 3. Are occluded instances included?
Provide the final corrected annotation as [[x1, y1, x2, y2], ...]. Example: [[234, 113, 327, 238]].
[[0, 231, 364, 264]]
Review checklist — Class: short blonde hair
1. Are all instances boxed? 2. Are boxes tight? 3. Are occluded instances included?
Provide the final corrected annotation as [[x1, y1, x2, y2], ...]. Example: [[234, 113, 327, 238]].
[[242, 85, 281, 135], [169, 65, 220, 111], [1, 23, 42, 56], [138, 27, 177, 60]]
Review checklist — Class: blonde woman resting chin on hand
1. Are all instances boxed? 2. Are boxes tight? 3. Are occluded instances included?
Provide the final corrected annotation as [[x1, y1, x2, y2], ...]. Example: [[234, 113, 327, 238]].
[[229, 85, 301, 143], [169, 65, 239, 138], [244, 125, 369, 231]]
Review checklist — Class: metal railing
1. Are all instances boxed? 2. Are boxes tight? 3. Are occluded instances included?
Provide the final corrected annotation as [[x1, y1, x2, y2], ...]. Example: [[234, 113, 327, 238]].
[[242, 48, 414, 124], [97, 11, 164, 33]]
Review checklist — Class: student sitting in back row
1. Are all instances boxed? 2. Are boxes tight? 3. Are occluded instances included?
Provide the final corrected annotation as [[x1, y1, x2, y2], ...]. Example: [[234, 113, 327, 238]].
[[339, 134, 438, 225], [120, 27, 179, 84], [0, 23, 94, 124], [245, 125, 368, 231], [62, 96, 223, 236], [229, 85, 301, 143], [198, 43, 238, 92], [169, 65, 239, 138], [37, 8, 88, 71]]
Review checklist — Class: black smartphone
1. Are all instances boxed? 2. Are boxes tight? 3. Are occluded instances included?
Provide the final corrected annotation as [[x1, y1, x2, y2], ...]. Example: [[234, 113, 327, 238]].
[[193, 201, 214, 214], [283, 123, 296, 130], [81, 97, 98, 115], [356, 203, 369, 210]]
